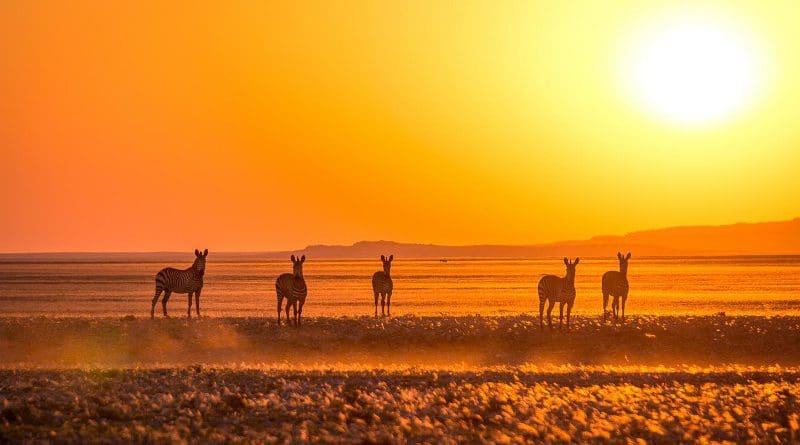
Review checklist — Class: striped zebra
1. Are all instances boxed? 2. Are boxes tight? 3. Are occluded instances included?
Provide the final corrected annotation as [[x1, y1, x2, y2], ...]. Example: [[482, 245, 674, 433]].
[[538, 257, 579, 330], [372, 254, 394, 317], [150, 249, 208, 319], [276, 255, 307, 327], [602, 252, 631, 321]]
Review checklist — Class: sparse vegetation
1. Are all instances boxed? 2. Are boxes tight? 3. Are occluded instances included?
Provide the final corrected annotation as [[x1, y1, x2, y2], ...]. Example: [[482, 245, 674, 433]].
[[1, 366, 800, 443], [2, 315, 800, 442]]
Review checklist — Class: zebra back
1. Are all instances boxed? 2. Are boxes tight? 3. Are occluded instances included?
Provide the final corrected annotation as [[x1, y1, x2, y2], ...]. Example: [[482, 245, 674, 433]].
[[276, 273, 307, 303], [372, 271, 393, 294], [156, 267, 204, 293], [538, 275, 575, 303], [602, 252, 631, 296], [372, 254, 394, 294]]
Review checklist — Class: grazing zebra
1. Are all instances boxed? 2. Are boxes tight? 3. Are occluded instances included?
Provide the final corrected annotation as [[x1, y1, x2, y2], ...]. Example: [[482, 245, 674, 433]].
[[372, 254, 394, 317], [538, 257, 580, 330], [276, 255, 307, 327], [150, 249, 208, 319], [602, 252, 631, 321]]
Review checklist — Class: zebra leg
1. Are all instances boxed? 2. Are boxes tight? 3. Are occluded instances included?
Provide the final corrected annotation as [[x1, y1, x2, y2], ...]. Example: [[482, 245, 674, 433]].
[[151, 288, 163, 319], [539, 298, 545, 331], [387, 291, 392, 317], [292, 300, 299, 327], [277, 293, 284, 326], [195, 289, 201, 317], [567, 301, 574, 330], [602, 293, 609, 321], [187, 292, 193, 318], [285, 300, 292, 326], [546, 300, 555, 330], [622, 295, 627, 322], [612, 296, 619, 320], [558, 302, 564, 330], [374, 291, 379, 318], [380, 294, 386, 317], [297, 299, 305, 328], [162, 290, 172, 318]]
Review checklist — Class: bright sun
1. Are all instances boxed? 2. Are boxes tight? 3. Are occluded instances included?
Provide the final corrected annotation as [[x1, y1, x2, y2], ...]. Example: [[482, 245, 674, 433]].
[[622, 13, 766, 127]]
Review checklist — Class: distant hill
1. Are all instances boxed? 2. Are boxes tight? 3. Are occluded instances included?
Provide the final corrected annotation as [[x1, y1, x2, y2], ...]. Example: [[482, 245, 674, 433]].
[[2, 218, 799, 261], [299, 218, 800, 258]]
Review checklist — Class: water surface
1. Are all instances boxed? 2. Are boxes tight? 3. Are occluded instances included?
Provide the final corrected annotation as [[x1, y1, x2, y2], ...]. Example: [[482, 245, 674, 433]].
[[0, 256, 798, 317]]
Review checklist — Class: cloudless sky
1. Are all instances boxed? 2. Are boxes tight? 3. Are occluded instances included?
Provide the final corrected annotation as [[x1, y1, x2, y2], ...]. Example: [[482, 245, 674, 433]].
[[2, 0, 799, 252]]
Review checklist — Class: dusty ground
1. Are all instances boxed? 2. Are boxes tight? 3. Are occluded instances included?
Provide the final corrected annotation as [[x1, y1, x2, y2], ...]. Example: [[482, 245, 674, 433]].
[[1, 314, 800, 367], [2, 315, 800, 443], [1, 367, 800, 443]]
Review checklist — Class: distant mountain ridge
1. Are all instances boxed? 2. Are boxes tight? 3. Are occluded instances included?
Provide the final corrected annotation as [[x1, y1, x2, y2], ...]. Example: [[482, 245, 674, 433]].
[[2, 218, 799, 261], [299, 218, 800, 258]]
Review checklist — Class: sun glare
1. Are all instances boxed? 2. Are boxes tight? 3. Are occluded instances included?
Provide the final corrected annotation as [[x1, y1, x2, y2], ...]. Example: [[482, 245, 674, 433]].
[[621, 13, 766, 127]]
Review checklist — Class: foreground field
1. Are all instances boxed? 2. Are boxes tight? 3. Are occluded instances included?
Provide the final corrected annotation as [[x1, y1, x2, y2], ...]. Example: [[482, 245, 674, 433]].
[[2, 315, 800, 443], [1, 315, 800, 367], [1, 367, 800, 443]]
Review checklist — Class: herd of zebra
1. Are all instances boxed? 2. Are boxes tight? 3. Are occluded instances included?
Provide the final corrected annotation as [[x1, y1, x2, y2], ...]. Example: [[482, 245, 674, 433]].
[[149, 249, 632, 330]]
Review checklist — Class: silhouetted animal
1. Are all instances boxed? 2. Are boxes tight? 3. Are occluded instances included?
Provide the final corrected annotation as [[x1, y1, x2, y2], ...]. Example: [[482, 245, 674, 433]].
[[603, 252, 631, 321], [538, 257, 579, 330], [151, 249, 208, 319], [276, 255, 307, 327], [372, 254, 394, 317]]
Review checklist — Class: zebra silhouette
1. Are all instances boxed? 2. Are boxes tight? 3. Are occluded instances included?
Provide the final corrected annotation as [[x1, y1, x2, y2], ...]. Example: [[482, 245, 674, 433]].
[[150, 249, 208, 319], [372, 254, 394, 317], [603, 252, 631, 321], [276, 255, 307, 327], [538, 257, 579, 330]]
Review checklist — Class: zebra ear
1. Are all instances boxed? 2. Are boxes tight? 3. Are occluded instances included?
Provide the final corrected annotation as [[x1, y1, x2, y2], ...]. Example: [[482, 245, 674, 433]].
[[195, 249, 200, 257], [203, 249, 208, 257], [290, 255, 296, 263], [300, 255, 306, 263], [381, 255, 385, 262], [563, 257, 569, 265], [574, 257, 580, 265], [389, 255, 393, 262], [626, 252, 631, 260], [617, 252, 622, 260]]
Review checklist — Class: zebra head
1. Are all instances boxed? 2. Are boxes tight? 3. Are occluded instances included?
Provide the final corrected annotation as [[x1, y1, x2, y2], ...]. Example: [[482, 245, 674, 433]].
[[194, 249, 208, 276], [563, 257, 579, 282], [616, 252, 631, 275], [380, 254, 394, 275], [290, 254, 306, 278]]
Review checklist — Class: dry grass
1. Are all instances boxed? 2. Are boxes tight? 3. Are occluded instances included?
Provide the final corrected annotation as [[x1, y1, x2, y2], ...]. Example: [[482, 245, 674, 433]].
[[2, 315, 800, 443], [1, 315, 800, 367], [1, 367, 800, 443]]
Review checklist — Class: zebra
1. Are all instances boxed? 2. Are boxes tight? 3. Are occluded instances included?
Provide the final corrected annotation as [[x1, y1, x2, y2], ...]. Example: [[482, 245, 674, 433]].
[[150, 249, 208, 319], [538, 257, 579, 330], [603, 252, 631, 321], [372, 254, 394, 317], [276, 255, 307, 327]]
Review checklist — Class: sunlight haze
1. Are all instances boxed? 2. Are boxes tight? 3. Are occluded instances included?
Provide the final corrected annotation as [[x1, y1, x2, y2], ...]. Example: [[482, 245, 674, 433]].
[[2, 0, 799, 251]]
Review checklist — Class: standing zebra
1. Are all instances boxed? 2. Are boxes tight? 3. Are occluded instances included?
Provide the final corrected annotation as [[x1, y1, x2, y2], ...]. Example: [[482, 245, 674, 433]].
[[538, 257, 579, 330], [150, 249, 208, 319], [602, 252, 631, 321], [276, 255, 307, 327], [372, 254, 394, 317]]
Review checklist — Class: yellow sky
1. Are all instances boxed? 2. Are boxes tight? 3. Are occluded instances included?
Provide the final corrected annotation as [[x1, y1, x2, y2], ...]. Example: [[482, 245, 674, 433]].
[[1, 0, 799, 252]]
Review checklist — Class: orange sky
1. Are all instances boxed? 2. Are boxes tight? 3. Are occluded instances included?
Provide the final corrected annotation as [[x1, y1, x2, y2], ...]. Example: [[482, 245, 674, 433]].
[[2, 1, 800, 252]]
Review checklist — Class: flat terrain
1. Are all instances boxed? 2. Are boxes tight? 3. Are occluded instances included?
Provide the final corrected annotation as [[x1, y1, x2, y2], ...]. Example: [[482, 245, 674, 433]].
[[2, 367, 800, 443], [1, 315, 800, 367], [1, 315, 800, 442], [2, 257, 799, 317]]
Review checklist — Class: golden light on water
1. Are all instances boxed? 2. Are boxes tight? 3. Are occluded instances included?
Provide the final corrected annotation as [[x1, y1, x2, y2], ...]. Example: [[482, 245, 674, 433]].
[[619, 10, 769, 127]]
